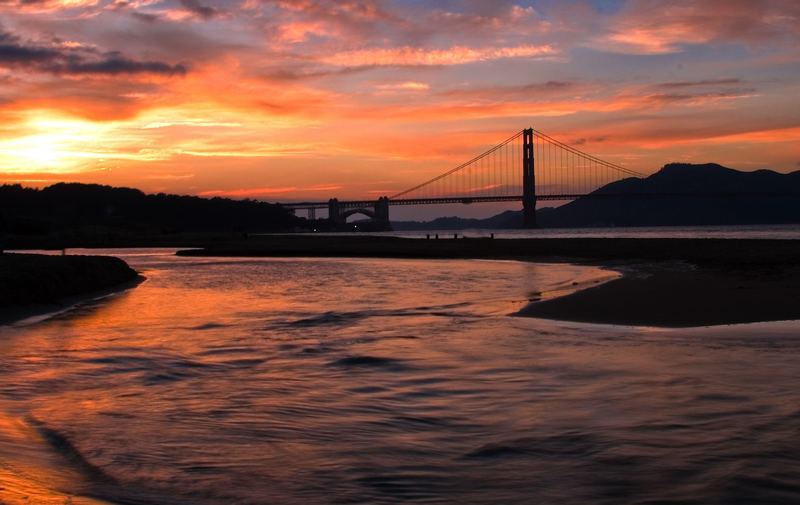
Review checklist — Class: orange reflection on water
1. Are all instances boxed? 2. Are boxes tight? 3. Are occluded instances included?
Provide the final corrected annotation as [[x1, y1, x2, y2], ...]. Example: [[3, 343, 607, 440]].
[[0, 413, 113, 505]]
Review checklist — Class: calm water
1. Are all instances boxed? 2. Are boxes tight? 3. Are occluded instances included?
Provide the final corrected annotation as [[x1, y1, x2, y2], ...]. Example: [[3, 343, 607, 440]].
[[1, 250, 799, 504]]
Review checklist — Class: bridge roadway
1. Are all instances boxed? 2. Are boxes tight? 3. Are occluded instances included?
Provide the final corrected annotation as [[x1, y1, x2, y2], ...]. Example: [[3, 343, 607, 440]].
[[282, 192, 800, 212]]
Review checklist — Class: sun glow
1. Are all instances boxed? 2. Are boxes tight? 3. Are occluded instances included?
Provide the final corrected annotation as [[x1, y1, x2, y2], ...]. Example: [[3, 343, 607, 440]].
[[0, 114, 115, 173]]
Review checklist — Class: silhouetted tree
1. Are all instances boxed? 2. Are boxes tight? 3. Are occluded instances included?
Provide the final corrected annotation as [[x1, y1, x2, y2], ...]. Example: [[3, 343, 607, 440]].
[[0, 212, 6, 254], [0, 183, 304, 239]]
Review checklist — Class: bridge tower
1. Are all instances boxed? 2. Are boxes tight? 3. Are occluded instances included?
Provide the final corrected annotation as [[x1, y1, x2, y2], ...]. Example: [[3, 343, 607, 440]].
[[522, 128, 537, 228], [328, 198, 343, 226], [374, 196, 390, 227]]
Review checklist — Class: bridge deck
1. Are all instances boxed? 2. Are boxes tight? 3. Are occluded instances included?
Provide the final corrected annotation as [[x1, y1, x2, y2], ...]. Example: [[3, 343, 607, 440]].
[[282, 192, 800, 210]]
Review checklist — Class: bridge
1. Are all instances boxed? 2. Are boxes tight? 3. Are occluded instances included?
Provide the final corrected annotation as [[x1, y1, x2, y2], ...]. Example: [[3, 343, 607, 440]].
[[283, 128, 645, 229]]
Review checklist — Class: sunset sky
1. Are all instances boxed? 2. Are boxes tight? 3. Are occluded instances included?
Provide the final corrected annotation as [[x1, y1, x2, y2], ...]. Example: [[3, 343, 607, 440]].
[[1, 0, 799, 217]]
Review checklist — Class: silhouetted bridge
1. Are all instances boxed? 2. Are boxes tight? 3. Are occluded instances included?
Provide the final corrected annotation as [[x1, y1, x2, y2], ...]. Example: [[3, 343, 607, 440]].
[[282, 128, 788, 229]]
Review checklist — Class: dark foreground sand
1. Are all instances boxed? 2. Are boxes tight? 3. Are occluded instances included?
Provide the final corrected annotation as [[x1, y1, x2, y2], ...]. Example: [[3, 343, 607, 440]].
[[519, 263, 800, 327], [0, 253, 140, 324], [179, 236, 800, 327]]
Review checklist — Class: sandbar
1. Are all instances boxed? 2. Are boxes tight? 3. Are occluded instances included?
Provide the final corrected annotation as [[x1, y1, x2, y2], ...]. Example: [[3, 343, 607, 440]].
[[178, 236, 800, 327]]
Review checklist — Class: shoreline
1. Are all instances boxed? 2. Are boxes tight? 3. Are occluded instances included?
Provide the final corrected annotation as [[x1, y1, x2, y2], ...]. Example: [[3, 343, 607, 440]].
[[177, 236, 800, 327], [175, 236, 800, 264], [0, 275, 145, 327], [0, 253, 141, 326], [3, 236, 799, 328], [517, 261, 800, 327]]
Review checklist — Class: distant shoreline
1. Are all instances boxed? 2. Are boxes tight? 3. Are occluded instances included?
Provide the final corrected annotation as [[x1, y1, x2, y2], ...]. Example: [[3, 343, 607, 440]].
[[175, 235, 800, 265], [177, 236, 800, 327]]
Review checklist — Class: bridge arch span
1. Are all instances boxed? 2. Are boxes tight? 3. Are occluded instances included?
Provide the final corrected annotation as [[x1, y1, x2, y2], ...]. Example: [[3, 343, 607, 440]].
[[341, 208, 376, 221]]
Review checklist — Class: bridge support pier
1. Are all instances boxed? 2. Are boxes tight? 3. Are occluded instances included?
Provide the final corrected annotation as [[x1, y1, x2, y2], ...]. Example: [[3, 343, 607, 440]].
[[374, 196, 391, 229], [328, 198, 343, 227], [327, 197, 392, 231], [522, 127, 537, 228]]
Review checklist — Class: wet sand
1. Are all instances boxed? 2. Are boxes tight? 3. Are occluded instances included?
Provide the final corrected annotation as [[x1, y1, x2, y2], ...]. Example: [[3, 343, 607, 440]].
[[179, 236, 800, 327], [519, 263, 800, 327]]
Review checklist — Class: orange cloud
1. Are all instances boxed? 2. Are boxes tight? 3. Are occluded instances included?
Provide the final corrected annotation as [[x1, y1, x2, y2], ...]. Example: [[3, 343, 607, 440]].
[[602, 26, 711, 54], [0, 0, 100, 12], [198, 187, 299, 197], [275, 21, 330, 42], [199, 184, 343, 198], [375, 81, 429, 92]]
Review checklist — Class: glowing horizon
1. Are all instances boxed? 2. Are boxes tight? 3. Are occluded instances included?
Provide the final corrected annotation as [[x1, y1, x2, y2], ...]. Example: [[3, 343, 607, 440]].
[[1, 0, 799, 216]]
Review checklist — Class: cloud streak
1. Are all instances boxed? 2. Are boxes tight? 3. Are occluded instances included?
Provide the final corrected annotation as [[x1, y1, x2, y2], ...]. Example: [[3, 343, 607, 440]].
[[321, 44, 557, 67]]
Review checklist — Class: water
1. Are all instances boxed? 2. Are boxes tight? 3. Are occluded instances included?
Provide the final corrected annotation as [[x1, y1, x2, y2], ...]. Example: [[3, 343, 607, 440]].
[[1, 250, 799, 504]]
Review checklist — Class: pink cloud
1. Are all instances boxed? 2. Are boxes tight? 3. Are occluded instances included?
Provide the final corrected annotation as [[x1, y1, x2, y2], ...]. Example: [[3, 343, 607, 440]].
[[322, 44, 557, 67], [596, 0, 800, 54]]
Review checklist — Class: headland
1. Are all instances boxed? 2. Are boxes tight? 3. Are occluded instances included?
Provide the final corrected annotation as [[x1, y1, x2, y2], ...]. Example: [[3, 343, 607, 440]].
[[0, 253, 141, 325]]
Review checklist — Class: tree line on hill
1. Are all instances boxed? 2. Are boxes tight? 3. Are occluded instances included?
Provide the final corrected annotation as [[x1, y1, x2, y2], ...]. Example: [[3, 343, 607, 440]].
[[0, 183, 302, 243]]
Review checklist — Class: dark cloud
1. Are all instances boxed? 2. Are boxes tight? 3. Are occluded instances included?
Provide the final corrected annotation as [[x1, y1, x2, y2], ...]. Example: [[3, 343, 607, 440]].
[[645, 90, 756, 104], [61, 52, 187, 75], [655, 79, 744, 89], [180, 0, 221, 20], [437, 81, 580, 99], [0, 29, 61, 69], [523, 81, 575, 92], [642, 79, 756, 106], [131, 11, 160, 23], [0, 29, 186, 76], [571, 137, 608, 146], [0, 40, 59, 64]]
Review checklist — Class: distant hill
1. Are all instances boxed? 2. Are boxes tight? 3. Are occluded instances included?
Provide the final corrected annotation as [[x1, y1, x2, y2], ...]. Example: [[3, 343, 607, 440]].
[[0, 183, 301, 238], [392, 210, 520, 231], [393, 163, 800, 230]]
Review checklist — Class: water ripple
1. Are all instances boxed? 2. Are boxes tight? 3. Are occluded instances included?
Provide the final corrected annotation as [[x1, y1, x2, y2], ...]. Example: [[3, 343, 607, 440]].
[[0, 253, 797, 504]]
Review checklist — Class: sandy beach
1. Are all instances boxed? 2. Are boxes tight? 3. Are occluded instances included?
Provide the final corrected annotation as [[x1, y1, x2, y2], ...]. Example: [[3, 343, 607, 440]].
[[519, 262, 800, 326]]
